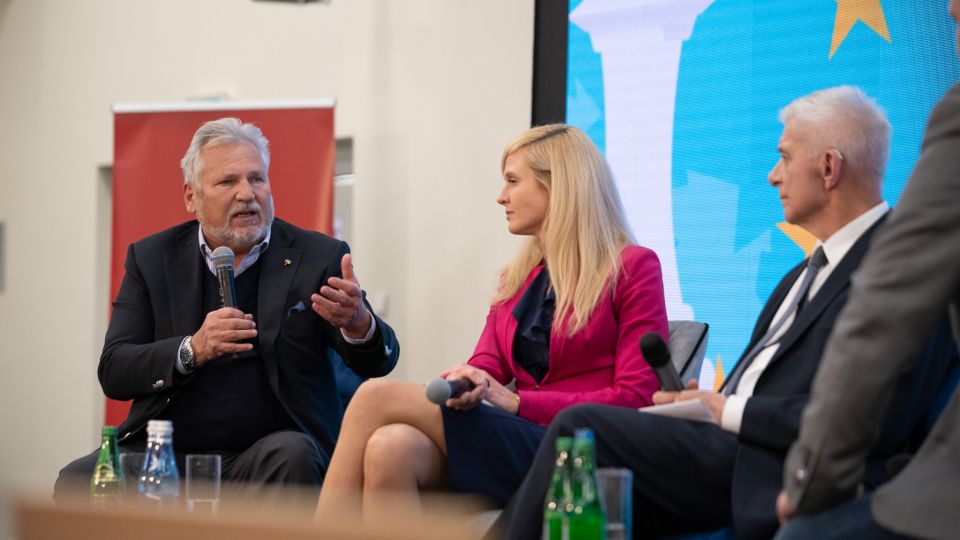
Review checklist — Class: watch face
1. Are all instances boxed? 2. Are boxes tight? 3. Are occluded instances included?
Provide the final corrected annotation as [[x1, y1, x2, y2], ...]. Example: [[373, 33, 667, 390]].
[[181, 339, 196, 370]]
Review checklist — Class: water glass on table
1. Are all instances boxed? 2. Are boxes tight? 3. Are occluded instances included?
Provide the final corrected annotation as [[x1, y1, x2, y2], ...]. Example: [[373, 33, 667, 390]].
[[186, 454, 221, 514], [597, 467, 633, 540], [118, 451, 145, 504], [119, 451, 145, 484]]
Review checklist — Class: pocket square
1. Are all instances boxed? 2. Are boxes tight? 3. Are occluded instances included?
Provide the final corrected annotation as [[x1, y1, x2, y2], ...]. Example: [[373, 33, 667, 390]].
[[287, 300, 306, 318]]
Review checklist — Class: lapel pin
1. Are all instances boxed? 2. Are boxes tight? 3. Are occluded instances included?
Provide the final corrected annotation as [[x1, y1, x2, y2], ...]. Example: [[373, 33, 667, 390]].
[[283, 259, 292, 267]]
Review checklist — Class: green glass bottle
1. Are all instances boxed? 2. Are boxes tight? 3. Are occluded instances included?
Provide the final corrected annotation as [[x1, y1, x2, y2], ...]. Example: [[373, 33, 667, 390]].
[[568, 429, 606, 540], [90, 425, 125, 508], [543, 436, 574, 540]]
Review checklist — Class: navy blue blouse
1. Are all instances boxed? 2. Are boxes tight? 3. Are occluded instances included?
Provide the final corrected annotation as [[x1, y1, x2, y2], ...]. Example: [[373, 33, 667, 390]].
[[511, 266, 555, 384]]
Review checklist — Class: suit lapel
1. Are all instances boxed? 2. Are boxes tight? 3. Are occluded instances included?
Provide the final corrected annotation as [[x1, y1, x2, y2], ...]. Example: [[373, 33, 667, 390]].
[[720, 262, 805, 392], [748, 263, 804, 352], [771, 214, 888, 361], [163, 223, 204, 335], [257, 221, 303, 368]]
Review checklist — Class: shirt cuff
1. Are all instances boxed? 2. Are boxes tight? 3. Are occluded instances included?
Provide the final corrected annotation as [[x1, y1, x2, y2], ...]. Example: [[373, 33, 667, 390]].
[[174, 336, 190, 375], [341, 316, 377, 344], [720, 394, 748, 434]]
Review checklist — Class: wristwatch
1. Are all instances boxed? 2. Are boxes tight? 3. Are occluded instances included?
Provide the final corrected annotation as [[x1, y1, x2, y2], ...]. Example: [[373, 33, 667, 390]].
[[180, 335, 199, 373]]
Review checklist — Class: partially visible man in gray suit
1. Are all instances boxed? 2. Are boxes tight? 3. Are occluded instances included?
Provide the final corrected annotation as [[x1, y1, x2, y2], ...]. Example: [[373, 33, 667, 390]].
[[775, 3, 960, 539]]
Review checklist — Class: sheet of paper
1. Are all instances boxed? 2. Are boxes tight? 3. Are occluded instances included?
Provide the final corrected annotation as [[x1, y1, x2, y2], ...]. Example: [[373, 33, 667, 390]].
[[639, 398, 718, 425]]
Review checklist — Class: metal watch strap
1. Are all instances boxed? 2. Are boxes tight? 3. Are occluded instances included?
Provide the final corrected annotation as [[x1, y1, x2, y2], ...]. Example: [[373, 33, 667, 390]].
[[180, 335, 198, 372]]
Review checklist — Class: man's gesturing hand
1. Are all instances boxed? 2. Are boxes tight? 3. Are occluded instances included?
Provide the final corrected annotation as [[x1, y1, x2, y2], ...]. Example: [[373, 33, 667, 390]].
[[191, 307, 257, 364], [311, 253, 372, 340]]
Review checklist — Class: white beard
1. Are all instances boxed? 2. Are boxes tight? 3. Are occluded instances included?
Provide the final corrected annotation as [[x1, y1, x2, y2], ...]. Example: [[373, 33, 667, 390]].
[[197, 196, 275, 252]]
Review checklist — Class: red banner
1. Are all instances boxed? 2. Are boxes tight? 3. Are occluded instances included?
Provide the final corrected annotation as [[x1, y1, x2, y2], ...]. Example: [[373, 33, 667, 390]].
[[108, 103, 335, 425]]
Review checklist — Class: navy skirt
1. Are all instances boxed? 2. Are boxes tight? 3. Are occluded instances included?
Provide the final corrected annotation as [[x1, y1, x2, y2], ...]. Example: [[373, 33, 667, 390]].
[[442, 403, 547, 507]]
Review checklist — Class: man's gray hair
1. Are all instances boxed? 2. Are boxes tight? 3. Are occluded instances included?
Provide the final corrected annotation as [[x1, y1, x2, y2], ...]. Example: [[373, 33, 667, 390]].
[[180, 118, 271, 189], [780, 85, 891, 183]]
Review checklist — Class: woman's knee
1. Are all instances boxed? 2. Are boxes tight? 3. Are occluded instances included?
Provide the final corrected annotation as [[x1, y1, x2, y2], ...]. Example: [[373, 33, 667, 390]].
[[365, 424, 430, 466], [349, 379, 417, 412], [351, 378, 390, 405], [363, 424, 435, 484]]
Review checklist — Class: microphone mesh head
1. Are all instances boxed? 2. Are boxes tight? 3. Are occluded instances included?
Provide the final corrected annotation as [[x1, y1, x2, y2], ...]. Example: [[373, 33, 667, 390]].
[[425, 378, 452, 405], [640, 332, 670, 368], [211, 246, 235, 269]]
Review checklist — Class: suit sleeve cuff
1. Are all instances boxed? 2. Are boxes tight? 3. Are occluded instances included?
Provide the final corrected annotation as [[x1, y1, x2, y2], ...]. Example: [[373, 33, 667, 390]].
[[341, 316, 377, 344], [720, 394, 748, 434], [783, 443, 814, 509]]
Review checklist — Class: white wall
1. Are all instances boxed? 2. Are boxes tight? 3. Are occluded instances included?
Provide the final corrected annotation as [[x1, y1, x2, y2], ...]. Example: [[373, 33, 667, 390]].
[[0, 0, 532, 534]]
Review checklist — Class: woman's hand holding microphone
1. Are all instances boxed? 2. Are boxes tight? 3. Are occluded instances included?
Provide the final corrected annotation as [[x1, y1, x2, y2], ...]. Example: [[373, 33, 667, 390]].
[[439, 364, 520, 415]]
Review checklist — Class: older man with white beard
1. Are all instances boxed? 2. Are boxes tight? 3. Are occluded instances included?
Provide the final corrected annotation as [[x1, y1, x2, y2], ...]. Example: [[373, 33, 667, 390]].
[[55, 118, 399, 499]]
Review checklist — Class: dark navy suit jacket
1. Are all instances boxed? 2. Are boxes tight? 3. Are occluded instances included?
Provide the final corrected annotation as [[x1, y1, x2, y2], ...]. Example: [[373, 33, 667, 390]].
[[98, 218, 399, 461], [725, 215, 954, 538]]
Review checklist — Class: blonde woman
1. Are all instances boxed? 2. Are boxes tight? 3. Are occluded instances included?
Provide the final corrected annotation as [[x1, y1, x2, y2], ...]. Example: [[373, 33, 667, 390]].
[[316, 124, 668, 514]]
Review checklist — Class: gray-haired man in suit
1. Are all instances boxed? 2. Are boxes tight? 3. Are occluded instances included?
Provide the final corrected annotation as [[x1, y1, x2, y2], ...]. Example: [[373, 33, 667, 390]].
[[776, 4, 960, 539]]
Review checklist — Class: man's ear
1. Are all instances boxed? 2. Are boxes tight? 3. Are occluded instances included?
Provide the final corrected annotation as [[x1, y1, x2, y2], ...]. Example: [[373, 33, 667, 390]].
[[821, 150, 843, 190], [184, 182, 197, 214]]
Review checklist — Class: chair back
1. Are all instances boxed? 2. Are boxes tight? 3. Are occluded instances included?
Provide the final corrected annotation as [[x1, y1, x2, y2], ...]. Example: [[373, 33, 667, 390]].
[[667, 320, 709, 384]]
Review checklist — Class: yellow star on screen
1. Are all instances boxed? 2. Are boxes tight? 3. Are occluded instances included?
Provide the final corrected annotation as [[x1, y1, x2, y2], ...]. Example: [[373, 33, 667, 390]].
[[776, 222, 818, 257], [830, 0, 891, 59], [713, 356, 725, 392]]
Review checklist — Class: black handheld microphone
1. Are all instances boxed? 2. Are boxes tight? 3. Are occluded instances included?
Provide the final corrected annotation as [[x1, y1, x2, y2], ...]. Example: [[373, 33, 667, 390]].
[[211, 246, 239, 308], [640, 332, 684, 392], [425, 377, 476, 404]]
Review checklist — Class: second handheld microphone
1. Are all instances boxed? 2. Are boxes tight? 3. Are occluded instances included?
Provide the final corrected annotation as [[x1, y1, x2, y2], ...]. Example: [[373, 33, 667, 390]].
[[424, 377, 476, 404], [640, 332, 684, 392]]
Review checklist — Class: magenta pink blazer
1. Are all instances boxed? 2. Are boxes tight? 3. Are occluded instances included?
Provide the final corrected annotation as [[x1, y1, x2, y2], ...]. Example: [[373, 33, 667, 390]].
[[467, 245, 668, 426]]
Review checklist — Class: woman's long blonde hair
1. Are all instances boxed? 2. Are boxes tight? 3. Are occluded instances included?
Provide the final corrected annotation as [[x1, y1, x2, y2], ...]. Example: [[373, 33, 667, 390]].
[[494, 124, 634, 335]]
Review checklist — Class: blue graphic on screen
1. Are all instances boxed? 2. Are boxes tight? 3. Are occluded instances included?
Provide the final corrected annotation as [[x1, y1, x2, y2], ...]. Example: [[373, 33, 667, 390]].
[[567, 0, 960, 386], [568, 0, 606, 155]]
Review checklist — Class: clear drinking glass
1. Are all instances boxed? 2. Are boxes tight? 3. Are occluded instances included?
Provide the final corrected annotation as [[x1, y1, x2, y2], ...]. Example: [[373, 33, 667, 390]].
[[118, 451, 145, 501], [597, 467, 633, 540], [185, 454, 221, 514]]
